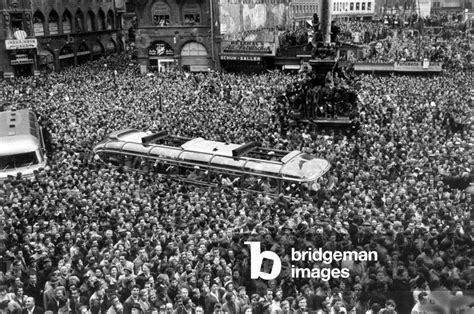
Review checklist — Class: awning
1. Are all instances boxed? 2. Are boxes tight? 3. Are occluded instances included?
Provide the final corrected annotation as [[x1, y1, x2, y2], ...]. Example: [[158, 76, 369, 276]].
[[59, 53, 74, 59], [77, 51, 90, 56], [190, 65, 209, 72], [283, 65, 300, 70], [306, 19, 313, 26]]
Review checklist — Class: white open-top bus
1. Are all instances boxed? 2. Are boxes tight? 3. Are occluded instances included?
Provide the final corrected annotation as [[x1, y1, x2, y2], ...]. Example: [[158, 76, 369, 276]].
[[93, 129, 330, 199]]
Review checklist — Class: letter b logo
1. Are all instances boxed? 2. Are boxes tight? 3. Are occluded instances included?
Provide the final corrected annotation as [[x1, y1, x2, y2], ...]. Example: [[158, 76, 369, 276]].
[[245, 241, 281, 280]]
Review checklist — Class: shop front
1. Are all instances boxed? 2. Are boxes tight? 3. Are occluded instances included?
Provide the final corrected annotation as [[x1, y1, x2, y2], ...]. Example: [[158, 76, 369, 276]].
[[59, 45, 75, 69], [77, 43, 91, 65], [92, 41, 105, 60], [4, 33, 38, 78], [38, 49, 55, 72], [107, 40, 117, 54], [219, 41, 276, 72], [148, 41, 176, 72], [180, 42, 209, 71]]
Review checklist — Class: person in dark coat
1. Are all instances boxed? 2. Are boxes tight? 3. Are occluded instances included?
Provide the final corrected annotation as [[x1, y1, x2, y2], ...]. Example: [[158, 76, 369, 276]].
[[21, 297, 44, 314]]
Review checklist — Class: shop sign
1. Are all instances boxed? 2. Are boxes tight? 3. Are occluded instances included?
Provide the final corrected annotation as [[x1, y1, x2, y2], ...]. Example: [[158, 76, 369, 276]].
[[221, 41, 275, 55], [149, 43, 174, 56], [5, 38, 38, 50], [220, 55, 261, 61], [11, 59, 34, 65]]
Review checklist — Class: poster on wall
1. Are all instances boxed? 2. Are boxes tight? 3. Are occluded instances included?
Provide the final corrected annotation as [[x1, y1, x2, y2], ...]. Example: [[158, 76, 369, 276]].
[[219, 0, 289, 42], [49, 23, 59, 35]]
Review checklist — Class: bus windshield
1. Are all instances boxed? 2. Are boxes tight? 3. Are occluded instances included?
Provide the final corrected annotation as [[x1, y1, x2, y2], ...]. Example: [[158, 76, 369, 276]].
[[281, 153, 330, 181], [0, 152, 39, 170]]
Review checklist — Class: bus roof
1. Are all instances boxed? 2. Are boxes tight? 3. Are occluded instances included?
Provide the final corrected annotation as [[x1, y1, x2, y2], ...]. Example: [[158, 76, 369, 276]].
[[0, 136, 40, 156], [181, 138, 241, 157], [0, 110, 42, 156], [0, 110, 40, 138], [97, 129, 331, 182]]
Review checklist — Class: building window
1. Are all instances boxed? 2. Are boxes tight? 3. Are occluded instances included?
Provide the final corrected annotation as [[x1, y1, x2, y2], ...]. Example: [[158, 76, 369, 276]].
[[87, 10, 96, 31], [98, 10, 106, 30], [106, 10, 114, 29], [75, 10, 84, 32], [355, 2, 360, 10], [62, 10, 72, 34], [10, 13, 25, 32], [350, 3, 354, 10], [183, 2, 201, 25], [362, 2, 366, 10], [152, 1, 171, 26], [126, 2, 136, 12], [367, 2, 371, 10], [33, 11, 45, 36], [48, 11, 59, 35]]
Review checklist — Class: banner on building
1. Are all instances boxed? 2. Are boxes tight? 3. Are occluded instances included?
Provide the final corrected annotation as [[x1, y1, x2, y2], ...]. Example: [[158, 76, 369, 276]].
[[5, 38, 38, 50], [219, 0, 287, 42], [221, 41, 275, 55]]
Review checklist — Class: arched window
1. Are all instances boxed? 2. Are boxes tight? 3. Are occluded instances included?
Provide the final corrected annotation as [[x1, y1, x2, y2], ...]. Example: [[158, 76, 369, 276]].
[[181, 42, 207, 56], [106, 10, 114, 30], [86, 10, 96, 31], [183, 1, 201, 25], [151, 1, 171, 26], [92, 40, 105, 60], [78, 42, 90, 54], [77, 42, 91, 64], [107, 39, 117, 53], [98, 10, 106, 30], [59, 45, 75, 69], [48, 10, 59, 35], [33, 10, 45, 36], [62, 10, 72, 34], [75, 9, 84, 33]]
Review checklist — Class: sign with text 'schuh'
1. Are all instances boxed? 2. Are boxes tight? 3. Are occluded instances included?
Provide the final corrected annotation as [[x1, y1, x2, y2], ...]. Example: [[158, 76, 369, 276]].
[[5, 38, 38, 50]]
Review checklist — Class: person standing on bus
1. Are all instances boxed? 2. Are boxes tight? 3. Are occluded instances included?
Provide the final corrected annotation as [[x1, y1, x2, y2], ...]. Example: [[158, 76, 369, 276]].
[[221, 175, 239, 188]]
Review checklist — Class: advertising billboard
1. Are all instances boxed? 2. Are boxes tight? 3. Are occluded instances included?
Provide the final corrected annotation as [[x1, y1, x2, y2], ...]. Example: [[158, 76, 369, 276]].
[[219, 0, 290, 42]]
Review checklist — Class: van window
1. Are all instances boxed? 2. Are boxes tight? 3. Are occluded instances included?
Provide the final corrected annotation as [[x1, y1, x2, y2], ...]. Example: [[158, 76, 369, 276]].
[[0, 152, 39, 170]]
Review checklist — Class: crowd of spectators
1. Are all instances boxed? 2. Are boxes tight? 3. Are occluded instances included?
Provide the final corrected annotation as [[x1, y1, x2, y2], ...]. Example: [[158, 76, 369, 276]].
[[338, 21, 392, 45], [359, 26, 472, 67], [279, 28, 310, 47], [0, 53, 472, 314]]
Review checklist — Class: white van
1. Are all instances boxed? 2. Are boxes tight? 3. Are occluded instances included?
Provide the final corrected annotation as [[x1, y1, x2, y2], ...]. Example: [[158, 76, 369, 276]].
[[0, 109, 47, 180]]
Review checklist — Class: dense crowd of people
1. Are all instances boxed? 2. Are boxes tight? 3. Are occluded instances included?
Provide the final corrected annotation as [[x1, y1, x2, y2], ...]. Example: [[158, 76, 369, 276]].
[[0, 50, 472, 314], [360, 26, 472, 67], [338, 21, 392, 45], [279, 27, 310, 47]]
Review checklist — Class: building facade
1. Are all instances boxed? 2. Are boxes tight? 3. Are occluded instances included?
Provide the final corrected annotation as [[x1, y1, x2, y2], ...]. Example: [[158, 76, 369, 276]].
[[31, 0, 121, 73], [0, 0, 121, 78], [134, 0, 218, 73], [290, 0, 319, 28], [332, 0, 375, 20], [0, 0, 36, 78]]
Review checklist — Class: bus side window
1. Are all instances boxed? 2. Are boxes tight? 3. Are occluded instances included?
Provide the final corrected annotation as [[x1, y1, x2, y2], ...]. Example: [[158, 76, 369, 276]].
[[124, 155, 134, 169], [152, 159, 166, 174], [262, 177, 279, 194], [299, 183, 311, 201], [242, 174, 257, 190], [130, 156, 149, 172], [282, 180, 299, 198], [163, 161, 178, 176], [210, 169, 241, 188], [101, 152, 122, 167], [94, 152, 106, 163]]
